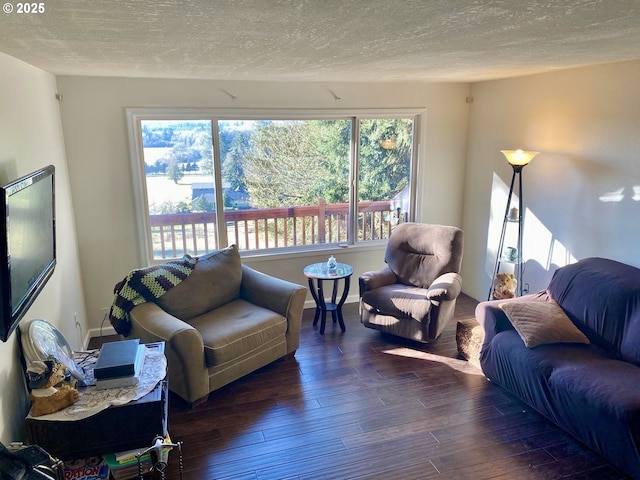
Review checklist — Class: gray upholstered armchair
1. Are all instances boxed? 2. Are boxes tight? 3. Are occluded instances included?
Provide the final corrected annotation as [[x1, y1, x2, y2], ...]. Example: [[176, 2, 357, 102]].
[[359, 223, 464, 342], [127, 245, 307, 406]]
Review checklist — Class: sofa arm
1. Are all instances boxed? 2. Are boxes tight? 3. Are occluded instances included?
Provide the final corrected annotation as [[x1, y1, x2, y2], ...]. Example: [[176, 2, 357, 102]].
[[129, 302, 209, 403], [240, 265, 307, 353], [475, 300, 512, 353], [426, 272, 462, 302], [475, 291, 548, 351], [359, 267, 398, 296]]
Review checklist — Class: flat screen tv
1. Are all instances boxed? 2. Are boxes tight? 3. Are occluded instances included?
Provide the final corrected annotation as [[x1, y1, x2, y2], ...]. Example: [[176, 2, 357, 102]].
[[0, 165, 56, 342]]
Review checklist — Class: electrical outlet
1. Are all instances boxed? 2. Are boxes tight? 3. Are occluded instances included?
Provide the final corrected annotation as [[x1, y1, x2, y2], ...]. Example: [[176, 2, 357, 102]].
[[523, 283, 530, 294], [74, 312, 80, 328]]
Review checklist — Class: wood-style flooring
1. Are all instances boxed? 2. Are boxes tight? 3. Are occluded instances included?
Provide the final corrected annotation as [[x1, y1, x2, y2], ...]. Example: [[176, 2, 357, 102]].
[[103, 295, 630, 479]]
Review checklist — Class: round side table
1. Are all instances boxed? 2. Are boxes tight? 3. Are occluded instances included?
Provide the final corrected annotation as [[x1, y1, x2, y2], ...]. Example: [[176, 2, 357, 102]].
[[303, 262, 353, 334]]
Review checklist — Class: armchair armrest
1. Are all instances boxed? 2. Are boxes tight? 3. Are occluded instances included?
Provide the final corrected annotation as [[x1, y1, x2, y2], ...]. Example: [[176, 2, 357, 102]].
[[240, 265, 307, 353], [359, 267, 398, 296], [129, 302, 208, 403], [426, 272, 462, 301]]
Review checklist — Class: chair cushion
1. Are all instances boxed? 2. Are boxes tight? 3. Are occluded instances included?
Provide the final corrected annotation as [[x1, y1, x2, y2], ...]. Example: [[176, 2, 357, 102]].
[[156, 245, 242, 320], [361, 284, 431, 321], [189, 299, 287, 366], [385, 223, 463, 288]]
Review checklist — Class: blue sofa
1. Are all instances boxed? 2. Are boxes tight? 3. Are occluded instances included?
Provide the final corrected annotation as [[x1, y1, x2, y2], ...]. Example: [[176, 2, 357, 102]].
[[476, 257, 640, 478]]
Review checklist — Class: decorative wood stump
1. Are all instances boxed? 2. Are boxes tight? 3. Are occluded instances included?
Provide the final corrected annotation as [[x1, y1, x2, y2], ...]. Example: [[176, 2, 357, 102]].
[[455, 318, 484, 370]]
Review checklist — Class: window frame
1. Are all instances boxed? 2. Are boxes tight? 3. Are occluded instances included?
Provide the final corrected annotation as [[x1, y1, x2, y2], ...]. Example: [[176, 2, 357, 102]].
[[126, 108, 423, 263]]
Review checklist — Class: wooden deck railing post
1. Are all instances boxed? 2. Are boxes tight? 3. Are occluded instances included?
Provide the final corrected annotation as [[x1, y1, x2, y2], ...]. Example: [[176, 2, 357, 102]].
[[318, 198, 326, 244]]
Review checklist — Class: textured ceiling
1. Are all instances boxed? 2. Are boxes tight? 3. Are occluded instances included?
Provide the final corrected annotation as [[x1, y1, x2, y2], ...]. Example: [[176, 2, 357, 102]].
[[1, 0, 640, 82]]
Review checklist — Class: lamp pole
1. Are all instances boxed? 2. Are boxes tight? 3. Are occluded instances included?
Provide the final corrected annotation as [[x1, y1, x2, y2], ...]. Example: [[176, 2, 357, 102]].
[[488, 150, 539, 301]]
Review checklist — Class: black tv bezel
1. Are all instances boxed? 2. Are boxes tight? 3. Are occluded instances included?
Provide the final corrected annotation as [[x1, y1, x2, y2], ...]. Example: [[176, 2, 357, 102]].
[[0, 165, 56, 342]]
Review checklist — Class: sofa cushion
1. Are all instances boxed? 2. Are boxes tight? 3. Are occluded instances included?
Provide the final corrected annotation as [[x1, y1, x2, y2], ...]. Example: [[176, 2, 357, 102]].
[[362, 284, 431, 321], [188, 299, 287, 366], [500, 300, 590, 348], [156, 245, 242, 320], [547, 257, 640, 364], [480, 329, 609, 417], [549, 359, 640, 422], [547, 358, 640, 474]]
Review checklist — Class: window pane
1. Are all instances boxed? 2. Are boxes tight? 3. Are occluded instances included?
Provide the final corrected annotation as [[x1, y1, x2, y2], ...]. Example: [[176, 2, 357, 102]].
[[218, 119, 351, 250], [358, 118, 414, 241], [140, 119, 217, 259], [131, 111, 418, 259]]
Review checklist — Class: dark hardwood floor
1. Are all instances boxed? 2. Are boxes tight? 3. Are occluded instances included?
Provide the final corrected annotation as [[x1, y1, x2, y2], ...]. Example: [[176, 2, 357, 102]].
[[104, 295, 630, 479]]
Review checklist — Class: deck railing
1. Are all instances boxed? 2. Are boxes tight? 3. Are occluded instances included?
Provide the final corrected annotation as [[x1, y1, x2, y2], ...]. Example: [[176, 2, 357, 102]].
[[149, 199, 399, 259]]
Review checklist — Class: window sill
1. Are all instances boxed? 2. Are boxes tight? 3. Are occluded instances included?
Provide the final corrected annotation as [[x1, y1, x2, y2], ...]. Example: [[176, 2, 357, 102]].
[[239, 241, 387, 263]]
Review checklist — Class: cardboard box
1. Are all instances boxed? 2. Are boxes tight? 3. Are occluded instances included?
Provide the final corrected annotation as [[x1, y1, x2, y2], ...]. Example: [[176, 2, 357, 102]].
[[63, 457, 109, 480]]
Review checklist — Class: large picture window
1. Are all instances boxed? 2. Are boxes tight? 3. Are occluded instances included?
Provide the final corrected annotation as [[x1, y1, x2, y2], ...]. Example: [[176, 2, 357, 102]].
[[127, 109, 420, 260]]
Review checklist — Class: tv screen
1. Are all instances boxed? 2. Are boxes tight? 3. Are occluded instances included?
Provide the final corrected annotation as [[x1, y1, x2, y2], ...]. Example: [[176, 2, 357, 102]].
[[0, 165, 56, 342]]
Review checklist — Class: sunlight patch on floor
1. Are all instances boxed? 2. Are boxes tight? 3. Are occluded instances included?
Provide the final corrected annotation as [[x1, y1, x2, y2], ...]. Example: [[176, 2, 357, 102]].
[[380, 347, 484, 376]]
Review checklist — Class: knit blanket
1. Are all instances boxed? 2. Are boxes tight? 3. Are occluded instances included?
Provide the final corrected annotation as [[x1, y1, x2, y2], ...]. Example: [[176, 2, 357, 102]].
[[109, 255, 197, 336]]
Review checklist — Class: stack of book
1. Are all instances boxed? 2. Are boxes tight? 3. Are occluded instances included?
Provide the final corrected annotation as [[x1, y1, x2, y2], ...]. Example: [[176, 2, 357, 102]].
[[104, 434, 173, 480], [93, 338, 145, 389]]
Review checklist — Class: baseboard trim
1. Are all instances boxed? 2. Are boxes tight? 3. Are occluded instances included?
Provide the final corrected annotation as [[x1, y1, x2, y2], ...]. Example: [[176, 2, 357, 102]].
[[86, 325, 117, 344]]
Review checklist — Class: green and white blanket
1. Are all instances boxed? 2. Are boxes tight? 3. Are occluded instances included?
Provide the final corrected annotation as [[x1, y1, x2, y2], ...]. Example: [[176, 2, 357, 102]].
[[109, 255, 197, 335]]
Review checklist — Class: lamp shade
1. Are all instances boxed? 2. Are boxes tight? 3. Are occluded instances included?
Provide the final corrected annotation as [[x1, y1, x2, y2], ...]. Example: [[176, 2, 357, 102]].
[[501, 149, 539, 166]]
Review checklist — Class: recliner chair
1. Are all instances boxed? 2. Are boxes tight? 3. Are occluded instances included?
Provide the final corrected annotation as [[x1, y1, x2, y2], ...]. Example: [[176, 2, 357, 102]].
[[359, 223, 464, 342]]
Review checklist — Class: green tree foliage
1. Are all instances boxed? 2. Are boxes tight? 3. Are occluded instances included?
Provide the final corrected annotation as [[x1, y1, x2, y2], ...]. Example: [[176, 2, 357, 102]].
[[358, 119, 412, 202], [141, 118, 413, 216], [141, 123, 173, 147], [142, 120, 213, 175], [241, 120, 350, 208], [192, 195, 214, 212], [167, 158, 184, 184], [311, 120, 350, 204], [240, 118, 411, 209], [222, 133, 248, 192]]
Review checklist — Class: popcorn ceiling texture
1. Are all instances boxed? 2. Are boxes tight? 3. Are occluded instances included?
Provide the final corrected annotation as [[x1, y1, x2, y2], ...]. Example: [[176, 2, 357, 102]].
[[1, 0, 639, 82]]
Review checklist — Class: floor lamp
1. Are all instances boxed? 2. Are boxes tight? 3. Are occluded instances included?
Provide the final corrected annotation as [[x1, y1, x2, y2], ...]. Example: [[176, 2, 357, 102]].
[[489, 149, 539, 300]]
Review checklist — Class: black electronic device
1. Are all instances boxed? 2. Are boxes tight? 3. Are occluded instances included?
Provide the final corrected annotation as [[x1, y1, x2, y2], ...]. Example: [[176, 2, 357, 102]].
[[0, 165, 56, 342], [94, 338, 141, 379], [0, 442, 63, 480]]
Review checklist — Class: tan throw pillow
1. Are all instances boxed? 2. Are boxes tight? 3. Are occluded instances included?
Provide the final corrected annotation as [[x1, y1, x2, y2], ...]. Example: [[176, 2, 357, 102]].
[[156, 244, 242, 320], [499, 300, 590, 348]]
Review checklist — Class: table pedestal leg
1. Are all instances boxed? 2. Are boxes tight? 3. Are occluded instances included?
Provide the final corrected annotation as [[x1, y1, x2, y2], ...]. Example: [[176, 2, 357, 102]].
[[335, 276, 350, 332], [330, 278, 339, 325], [317, 279, 327, 334], [307, 278, 328, 334], [307, 274, 351, 334]]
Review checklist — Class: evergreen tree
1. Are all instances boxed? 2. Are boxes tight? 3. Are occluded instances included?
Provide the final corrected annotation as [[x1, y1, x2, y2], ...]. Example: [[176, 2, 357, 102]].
[[222, 133, 248, 192], [241, 120, 350, 208]]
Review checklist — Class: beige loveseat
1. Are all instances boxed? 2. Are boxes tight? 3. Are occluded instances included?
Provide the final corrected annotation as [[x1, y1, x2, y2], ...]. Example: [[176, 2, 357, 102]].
[[128, 245, 307, 406]]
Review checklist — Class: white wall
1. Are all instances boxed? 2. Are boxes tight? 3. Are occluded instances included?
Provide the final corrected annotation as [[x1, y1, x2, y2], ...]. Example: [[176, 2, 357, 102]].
[[55, 77, 471, 331], [463, 60, 640, 300], [0, 53, 87, 445]]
